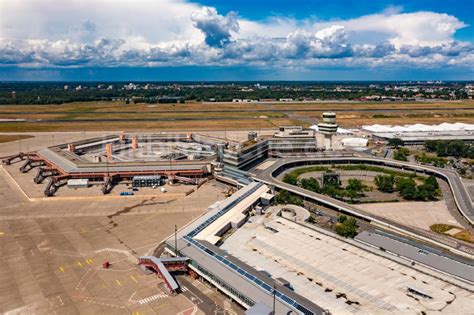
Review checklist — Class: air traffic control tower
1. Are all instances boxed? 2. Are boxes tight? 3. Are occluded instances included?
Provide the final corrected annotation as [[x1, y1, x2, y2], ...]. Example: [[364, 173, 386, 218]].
[[317, 112, 338, 150]]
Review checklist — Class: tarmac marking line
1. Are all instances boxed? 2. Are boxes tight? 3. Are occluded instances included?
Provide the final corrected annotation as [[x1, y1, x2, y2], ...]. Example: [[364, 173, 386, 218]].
[[83, 298, 126, 309], [116, 279, 122, 286], [137, 293, 168, 305], [59, 266, 65, 273], [77, 261, 83, 268], [130, 275, 138, 283]]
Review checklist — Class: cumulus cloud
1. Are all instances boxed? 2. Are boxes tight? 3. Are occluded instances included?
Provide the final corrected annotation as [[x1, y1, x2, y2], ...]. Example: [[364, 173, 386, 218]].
[[354, 43, 396, 58], [191, 7, 239, 47], [399, 41, 473, 57], [0, 0, 472, 71], [0, 40, 35, 64], [328, 11, 467, 47], [282, 26, 352, 59]]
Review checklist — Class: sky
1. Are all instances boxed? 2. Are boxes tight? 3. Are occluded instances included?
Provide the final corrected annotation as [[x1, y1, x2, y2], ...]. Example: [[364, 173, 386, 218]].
[[0, 0, 473, 81]]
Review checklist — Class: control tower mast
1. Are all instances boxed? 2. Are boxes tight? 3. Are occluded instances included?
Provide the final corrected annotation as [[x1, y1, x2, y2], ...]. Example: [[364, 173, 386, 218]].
[[317, 112, 338, 150]]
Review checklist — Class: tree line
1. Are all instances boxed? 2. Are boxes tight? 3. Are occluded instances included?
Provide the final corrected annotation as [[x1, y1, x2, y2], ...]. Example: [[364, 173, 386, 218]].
[[374, 174, 440, 201], [283, 173, 367, 203], [425, 140, 474, 159]]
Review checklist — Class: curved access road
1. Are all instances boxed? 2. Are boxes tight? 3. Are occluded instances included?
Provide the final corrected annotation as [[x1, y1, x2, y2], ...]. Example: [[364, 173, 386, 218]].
[[253, 156, 474, 257]]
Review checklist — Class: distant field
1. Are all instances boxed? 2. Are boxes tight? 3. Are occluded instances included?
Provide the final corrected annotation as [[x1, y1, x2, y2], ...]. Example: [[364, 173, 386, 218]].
[[1, 100, 474, 112], [0, 100, 473, 132], [0, 118, 301, 132], [0, 134, 34, 143]]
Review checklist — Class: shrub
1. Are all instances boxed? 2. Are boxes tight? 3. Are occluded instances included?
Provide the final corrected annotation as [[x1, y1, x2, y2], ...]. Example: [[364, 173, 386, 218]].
[[275, 190, 303, 206]]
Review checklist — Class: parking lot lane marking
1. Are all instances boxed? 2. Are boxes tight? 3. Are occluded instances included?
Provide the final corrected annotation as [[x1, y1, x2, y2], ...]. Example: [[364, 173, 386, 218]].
[[130, 275, 138, 283], [59, 266, 65, 273], [116, 279, 122, 286]]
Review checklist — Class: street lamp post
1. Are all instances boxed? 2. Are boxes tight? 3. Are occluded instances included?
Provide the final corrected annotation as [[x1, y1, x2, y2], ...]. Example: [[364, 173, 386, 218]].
[[272, 284, 276, 315], [174, 224, 178, 257]]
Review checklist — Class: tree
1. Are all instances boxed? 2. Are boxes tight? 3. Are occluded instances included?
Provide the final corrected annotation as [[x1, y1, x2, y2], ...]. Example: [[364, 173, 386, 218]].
[[396, 177, 417, 200], [415, 153, 448, 167], [424, 175, 439, 190], [374, 175, 394, 193], [446, 140, 468, 158], [415, 183, 437, 201], [425, 140, 473, 159], [393, 148, 409, 161], [388, 138, 404, 148], [300, 177, 321, 193], [468, 146, 474, 159], [425, 140, 440, 153], [337, 215, 347, 223], [415, 175, 440, 201], [345, 178, 365, 202], [346, 178, 364, 192], [321, 184, 340, 199], [283, 173, 298, 185], [344, 189, 360, 203], [335, 216, 358, 238]]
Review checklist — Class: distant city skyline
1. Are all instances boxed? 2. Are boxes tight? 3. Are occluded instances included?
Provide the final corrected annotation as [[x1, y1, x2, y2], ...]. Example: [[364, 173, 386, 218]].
[[1, 0, 473, 81]]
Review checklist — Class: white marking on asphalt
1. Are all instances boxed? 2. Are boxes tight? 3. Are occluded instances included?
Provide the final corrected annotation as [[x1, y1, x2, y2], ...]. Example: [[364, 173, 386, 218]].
[[137, 293, 167, 305]]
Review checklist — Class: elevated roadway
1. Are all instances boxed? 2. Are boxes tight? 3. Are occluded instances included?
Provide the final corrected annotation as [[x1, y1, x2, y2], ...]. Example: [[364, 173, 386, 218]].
[[252, 157, 474, 257]]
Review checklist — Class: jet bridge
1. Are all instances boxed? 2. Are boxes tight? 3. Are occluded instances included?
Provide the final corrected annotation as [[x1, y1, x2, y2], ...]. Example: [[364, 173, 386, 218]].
[[138, 256, 189, 295]]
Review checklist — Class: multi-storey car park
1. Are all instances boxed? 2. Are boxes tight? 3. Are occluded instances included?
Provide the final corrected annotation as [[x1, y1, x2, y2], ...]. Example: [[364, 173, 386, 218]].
[[1, 119, 474, 314]]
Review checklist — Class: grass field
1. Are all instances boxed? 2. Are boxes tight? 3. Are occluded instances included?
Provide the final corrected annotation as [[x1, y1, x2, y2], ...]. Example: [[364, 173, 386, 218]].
[[0, 118, 302, 132], [0, 100, 473, 132], [430, 223, 474, 243]]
